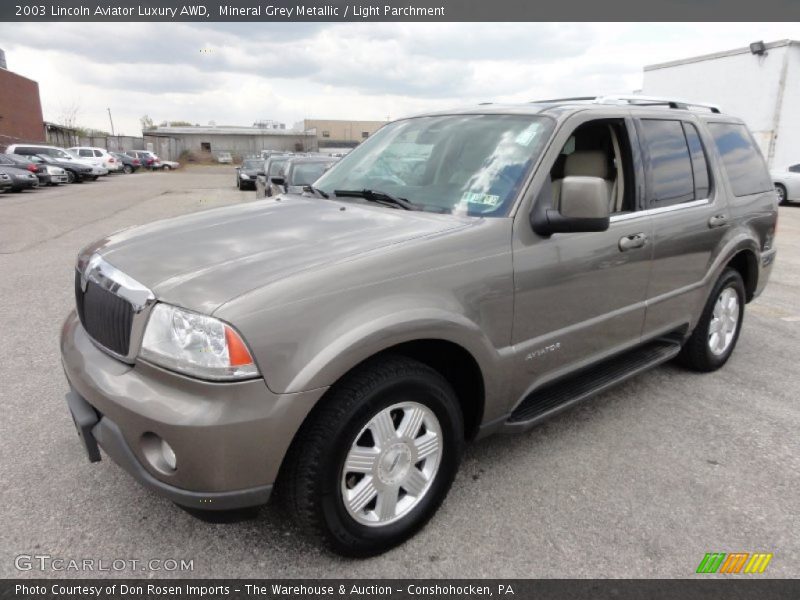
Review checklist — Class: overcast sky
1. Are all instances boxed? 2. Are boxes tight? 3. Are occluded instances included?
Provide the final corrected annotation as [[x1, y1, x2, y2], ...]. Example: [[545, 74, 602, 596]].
[[0, 22, 798, 135]]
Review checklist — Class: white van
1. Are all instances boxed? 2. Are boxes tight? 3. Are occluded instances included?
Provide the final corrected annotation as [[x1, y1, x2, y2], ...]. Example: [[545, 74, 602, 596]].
[[6, 144, 108, 176], [68, 146, 122, 173]]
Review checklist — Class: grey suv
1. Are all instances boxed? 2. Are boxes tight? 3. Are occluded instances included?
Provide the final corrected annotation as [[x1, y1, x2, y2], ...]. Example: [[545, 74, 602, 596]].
[[61, 96, 777, 557]]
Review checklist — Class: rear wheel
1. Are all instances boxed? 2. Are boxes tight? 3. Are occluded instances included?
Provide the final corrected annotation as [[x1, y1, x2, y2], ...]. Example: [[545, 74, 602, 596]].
[[775, 183, 788, 205], [678, 268, 745, 372], [279, 355, 464, 557], [163, 165, 172, 171], [123, 165, 133, 174]]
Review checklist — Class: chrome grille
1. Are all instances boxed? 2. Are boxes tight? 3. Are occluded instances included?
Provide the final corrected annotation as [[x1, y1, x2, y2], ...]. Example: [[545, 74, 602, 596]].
[[75, 271, 134, 356]]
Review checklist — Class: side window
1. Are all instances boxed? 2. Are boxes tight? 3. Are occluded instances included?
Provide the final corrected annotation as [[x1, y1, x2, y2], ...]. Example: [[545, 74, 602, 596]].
[[548, 119, 635, 214], [79, 149, 93, 157], [707, 122, 772, 197], [94, 150, 103, 157], [788, 164, 800, 174], [640, 119, 694, 206], [682, 122, 711, 199]]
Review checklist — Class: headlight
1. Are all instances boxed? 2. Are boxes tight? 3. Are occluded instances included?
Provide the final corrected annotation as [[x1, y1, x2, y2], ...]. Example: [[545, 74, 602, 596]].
[[239, 173, 250, 180], [140, 303, 259, 380], [46, 166, 61, 175]]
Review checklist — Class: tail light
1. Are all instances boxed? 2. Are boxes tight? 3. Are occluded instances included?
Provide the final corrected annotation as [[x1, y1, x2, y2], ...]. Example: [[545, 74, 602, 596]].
[[133, 159, 141, 166], [27, 164, 37, 173]]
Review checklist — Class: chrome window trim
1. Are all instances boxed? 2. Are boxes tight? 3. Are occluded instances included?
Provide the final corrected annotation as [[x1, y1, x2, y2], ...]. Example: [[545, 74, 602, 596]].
[[610, 198, 709, 223], [77, 253, 156, 363]]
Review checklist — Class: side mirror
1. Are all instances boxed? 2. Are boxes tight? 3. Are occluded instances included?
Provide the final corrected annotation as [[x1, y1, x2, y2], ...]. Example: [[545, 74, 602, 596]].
[[532, 176, 610, 235], [270, 176, 285, 186]]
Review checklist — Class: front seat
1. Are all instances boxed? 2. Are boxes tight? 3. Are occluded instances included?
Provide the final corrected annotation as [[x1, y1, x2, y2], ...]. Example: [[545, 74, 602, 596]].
[[552, 151, 614, 212]]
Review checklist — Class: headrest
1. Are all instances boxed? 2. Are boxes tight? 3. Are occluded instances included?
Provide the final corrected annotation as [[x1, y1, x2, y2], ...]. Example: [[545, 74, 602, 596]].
[[564, 151, 609, 179]]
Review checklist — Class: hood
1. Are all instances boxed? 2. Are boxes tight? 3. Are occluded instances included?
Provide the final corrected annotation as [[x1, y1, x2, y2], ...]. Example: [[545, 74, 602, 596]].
[[93, 195, 469, 314]]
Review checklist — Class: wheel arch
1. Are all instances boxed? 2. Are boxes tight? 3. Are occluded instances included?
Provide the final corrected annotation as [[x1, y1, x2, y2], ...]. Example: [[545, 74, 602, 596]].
[[725, 248, 758, 302]]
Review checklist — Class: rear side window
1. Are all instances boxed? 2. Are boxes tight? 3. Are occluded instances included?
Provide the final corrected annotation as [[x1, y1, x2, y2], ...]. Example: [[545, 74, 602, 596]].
[[79, 149, 93, 157], [789, 164, 800, 173], [707, 122, 772, 197], [640, 119, 694, 206], [682, 122, 711, 199], [94, 150, 103, 157]]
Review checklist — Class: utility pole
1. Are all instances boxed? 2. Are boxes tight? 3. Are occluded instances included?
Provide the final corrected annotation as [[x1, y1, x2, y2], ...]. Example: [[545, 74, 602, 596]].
[[107, 108, 115, 136]]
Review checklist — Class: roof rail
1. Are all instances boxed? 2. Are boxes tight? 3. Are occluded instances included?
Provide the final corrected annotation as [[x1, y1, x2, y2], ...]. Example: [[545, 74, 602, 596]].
[[531, 95, 721, 114]]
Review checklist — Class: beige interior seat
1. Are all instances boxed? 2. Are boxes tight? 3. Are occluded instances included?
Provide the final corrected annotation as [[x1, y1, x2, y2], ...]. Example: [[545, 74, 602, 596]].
[[552, 150, 614, 212]]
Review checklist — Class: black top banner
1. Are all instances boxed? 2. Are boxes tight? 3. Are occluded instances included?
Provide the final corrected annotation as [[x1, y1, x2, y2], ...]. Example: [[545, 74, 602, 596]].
[[3, 0, 800, 21]]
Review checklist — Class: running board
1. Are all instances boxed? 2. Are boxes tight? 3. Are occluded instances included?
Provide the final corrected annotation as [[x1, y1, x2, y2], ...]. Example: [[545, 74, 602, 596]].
[[506, 339, 682, 431]]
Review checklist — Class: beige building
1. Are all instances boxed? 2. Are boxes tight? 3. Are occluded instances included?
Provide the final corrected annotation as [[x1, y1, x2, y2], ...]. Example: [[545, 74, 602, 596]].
[[296, 119, 388, 148]]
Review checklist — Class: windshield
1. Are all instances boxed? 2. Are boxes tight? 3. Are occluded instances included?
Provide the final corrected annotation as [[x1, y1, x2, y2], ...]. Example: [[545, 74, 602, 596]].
[[291, 162, 332, 186], [242, 159, 262, 169], [268, 158, 288, 175], [314, 114, 553, 215]]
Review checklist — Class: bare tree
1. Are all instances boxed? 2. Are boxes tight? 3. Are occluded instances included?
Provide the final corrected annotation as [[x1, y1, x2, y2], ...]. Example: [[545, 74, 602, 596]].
[[57, 99, 81, 129], [140, 114, 156, 132]]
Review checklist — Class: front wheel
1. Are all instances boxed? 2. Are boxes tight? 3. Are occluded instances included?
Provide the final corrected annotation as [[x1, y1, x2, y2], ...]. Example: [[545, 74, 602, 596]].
[[775, 183, 788, 205], [123, 165, 133, 174], [677, 268, 745, 372], [279, 355, 464, 557]]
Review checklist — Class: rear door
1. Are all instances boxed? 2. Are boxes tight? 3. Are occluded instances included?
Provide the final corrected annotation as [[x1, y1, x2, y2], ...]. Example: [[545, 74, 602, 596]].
[[636, 115, 728, 338]]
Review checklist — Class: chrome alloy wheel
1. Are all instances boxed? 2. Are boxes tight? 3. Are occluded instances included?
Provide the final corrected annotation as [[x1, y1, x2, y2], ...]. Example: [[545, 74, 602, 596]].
[[341, 401, 442, 527], [708, 287, 740, 356]]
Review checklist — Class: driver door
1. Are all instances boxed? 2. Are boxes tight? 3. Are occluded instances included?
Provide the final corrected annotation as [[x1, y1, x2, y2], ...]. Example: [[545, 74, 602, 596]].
[[510, 112, 653, 403]]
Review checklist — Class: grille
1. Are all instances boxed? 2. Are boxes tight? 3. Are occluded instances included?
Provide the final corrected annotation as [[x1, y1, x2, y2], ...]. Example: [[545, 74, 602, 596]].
[[74, 271, 134, 356]]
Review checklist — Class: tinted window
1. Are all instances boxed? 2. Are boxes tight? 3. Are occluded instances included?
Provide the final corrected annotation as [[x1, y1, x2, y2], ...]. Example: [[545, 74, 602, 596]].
[[789, 164, 800, 173], [268, 158, 287, 175], [641, 119, 694, 206], [707, 122, 772, 196], [682, 123, 710, 199], [79, 149, 93, 157], [94, 150, 103, 157], [290, 162, 332, 186]]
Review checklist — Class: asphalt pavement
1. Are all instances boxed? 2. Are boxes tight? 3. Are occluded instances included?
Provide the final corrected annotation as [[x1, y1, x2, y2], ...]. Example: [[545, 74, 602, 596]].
[[1, 167, 797, 578]]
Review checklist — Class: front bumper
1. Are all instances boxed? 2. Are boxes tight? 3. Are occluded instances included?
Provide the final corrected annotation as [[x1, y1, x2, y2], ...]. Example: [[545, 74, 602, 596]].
[[60, 311, 327, 510]]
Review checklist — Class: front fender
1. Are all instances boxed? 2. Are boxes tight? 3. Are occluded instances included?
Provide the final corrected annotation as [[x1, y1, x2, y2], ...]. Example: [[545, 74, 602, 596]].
[[284, 308, 508, 414]]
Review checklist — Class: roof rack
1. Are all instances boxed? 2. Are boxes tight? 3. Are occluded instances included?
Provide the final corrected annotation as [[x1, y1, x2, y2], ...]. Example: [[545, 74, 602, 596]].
[[530, 95, 721, 114]]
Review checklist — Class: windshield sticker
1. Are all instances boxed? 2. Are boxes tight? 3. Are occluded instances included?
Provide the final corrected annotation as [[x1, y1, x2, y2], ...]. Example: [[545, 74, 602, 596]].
[[515, 124, 540, 146], [461, 191, 501, 206]]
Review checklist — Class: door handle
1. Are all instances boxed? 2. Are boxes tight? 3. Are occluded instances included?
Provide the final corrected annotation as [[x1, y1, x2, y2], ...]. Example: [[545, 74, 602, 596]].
[[708, 214, 728, 228], [619, 233, 647, 251]]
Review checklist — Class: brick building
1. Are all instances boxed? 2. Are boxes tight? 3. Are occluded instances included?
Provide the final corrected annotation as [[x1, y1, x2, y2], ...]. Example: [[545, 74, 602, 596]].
[[0, 50, 45, 149]]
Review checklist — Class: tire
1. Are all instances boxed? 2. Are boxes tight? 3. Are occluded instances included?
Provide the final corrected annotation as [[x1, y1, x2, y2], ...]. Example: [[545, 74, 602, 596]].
[[775, 183, 788, 205], [66, 170, 76, 184], [123, 165, 133, 174], [236, 178, 241, 190], [92, 176, 99, 181], [677, 268, 745, 372], [278, 355, 464, 557], [163, 165, 172, 171]]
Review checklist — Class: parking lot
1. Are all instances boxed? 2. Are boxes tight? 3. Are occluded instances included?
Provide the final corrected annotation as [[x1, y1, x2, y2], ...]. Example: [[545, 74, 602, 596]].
[[1, 166, 798, 578]]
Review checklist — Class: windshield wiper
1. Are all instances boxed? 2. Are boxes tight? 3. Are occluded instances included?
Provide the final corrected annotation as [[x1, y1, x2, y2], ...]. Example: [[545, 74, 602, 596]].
[[303, 185, 329, 198], [333, 189, 420, 211]]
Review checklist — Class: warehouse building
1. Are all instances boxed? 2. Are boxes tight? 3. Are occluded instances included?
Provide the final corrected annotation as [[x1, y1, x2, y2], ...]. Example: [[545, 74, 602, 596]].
[[295, 119, 388, 149], [0, 49, 45, 149], [643, 39, 799, 168], [144, 125, 318, 161]]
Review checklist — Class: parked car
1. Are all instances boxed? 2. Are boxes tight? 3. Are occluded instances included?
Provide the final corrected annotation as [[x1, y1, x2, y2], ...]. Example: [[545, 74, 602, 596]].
[[235, 158, 264, 190], [0, 172, 13, 193], [28, 154, 95, 183], [61, 97, 777, 558], [157, 159, 180, 170], [127, 150, 159, 170], [268, 156, 340, 196], [771, 163, 800, 205], [6, 144, 107, 178], [254, 154, 290, 198], [217, 152, 233, 164], [0, 164, 39, 191], [111, 152, 141, 174], [68, 146, 123, 173], [0, 153, 68, 186]]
